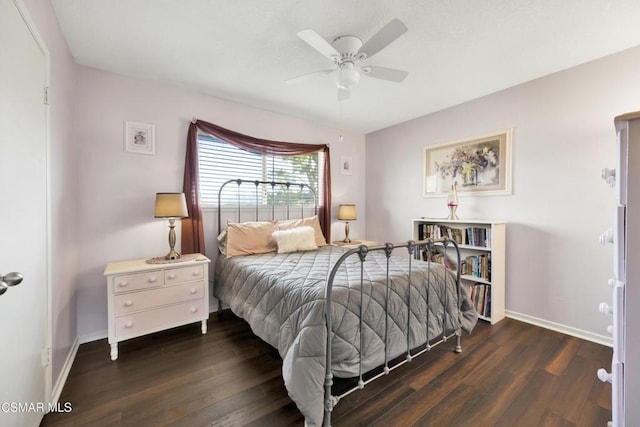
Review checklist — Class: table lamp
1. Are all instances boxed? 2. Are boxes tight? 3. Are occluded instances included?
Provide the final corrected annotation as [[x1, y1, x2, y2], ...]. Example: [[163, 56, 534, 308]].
[[154, 192, 189, 260], [447, 183, 459, 220], [338, 204, 357, 243]]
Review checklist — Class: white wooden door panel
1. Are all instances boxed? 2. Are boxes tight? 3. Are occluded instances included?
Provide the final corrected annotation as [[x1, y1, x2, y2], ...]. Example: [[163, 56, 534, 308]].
[[0, 0, 49, 425]]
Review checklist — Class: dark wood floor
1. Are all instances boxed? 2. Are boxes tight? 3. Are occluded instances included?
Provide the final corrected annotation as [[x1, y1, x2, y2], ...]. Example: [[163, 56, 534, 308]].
[[41, 313, 612, 426]]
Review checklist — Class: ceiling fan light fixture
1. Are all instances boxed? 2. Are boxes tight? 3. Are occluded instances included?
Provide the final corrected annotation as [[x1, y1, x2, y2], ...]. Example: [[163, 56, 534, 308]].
[[336, 62, 359, 90], [291, 19, 409, 96]]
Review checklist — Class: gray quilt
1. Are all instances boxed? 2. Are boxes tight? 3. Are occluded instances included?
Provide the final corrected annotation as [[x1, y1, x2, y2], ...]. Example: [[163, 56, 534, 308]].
[[214, 245, 477, 426]]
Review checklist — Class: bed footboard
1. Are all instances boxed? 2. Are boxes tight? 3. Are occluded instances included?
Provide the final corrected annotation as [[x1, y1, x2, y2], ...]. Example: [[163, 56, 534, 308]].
[[323, 238, 462, 426]]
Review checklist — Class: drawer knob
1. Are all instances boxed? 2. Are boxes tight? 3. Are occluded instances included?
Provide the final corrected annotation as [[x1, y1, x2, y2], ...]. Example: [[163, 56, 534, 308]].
[[118, 281, 128, 287], [597, 368, 612, 383], [124, 300, 133, 307], [599, 302, 613, 316], [124, 321, 134, 328], [192, 271, 201, 277], [190, 288, 197, 294], [608, 278, 624, 289], [607, 325, 613, 335], [148, 276, 158, 283], [168, 273, 176, 279], [190, 307, 198, 313], [601, 168, 616, 187], [598, 228, 613, 245]]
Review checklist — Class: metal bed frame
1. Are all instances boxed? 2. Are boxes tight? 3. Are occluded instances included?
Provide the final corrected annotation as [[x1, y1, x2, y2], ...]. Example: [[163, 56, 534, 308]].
[[216, 178, 318, 234], [322, 238, 462, 426], [216, 179, 464, 427]]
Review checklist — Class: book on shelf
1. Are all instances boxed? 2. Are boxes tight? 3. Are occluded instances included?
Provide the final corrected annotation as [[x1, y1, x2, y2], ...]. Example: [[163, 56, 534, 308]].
[[484, 288, 491, 318], [419, 235, 492, 282], [421, 247, 455, 270], [417, 223, 491, 248], [461, 253, 492, 281], [470, 283, 491, 318]]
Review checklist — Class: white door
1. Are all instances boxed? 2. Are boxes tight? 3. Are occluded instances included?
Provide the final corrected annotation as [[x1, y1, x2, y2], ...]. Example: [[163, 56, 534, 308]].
[[0, 0, 49, 425]]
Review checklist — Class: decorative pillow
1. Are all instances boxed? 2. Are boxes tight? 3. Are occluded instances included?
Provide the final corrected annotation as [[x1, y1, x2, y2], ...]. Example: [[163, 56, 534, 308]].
[[225, 220, 277, 258], [272, 226, 318, 254], [278, 215, 327, 247], [216, 229, 227, 256]]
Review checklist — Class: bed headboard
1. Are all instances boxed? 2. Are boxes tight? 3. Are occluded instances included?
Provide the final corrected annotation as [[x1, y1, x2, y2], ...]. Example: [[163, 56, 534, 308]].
[[217, 178, 318, 234]]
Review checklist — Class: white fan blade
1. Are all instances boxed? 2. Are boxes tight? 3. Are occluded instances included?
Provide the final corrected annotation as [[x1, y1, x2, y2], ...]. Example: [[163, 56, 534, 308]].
[[337, 87, 351, 101], [286, 69, 335, 85], [361, 65, 408, 82], [358, 18, 408, 59], [297, 30, 341, 62]]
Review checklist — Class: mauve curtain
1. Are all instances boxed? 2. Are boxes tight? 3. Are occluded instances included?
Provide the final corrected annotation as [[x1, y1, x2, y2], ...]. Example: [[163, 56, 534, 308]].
[[181, 119, 332, 255]]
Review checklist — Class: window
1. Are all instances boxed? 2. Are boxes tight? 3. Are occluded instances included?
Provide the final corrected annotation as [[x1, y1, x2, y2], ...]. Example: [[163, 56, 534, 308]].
[[198, 135, 322, 208]]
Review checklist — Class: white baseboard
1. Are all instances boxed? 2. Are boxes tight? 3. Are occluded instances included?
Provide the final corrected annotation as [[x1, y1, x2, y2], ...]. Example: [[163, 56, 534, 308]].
[[505, 310, 613, 347], [51, 337, 79, 404]]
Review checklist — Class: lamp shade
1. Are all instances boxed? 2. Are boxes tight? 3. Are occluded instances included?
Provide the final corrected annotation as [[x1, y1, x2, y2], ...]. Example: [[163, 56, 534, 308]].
[[154, 193, 188, 218], [338, 204, 357, 221]]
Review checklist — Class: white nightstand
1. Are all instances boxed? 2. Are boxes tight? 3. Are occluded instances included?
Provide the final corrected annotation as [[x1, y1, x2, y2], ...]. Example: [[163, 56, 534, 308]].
[[332, 240, 378, 249], [104, 254, 211, 360]]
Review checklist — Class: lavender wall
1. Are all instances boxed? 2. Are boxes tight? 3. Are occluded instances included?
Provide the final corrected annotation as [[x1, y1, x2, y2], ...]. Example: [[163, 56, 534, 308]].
[[74, 66, 366, 337], [23, 0, 79, 391], [366, 46, 640, 341]]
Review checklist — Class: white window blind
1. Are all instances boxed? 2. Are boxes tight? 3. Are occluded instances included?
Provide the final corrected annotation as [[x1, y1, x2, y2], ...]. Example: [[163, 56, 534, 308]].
[[197, 135, 322, 208]]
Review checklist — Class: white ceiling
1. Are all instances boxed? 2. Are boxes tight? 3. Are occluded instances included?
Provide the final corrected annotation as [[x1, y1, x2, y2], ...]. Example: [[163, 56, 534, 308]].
[[52, 0, 640, 134]]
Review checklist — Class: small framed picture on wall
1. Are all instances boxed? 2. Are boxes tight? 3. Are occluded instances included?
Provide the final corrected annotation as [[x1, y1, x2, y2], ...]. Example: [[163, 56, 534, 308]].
[[124, 121, 156, 155], [341, 155, 353, 175]]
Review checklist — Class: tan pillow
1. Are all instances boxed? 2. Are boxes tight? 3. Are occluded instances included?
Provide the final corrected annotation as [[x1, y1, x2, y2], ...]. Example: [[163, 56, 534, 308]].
[[278, 215, 327, 247], [272, 226, 318, 254], [225, 220, 277, 258]]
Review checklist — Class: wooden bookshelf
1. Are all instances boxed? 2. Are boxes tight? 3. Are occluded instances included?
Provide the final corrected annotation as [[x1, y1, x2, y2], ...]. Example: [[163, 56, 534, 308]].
[[412, 218, 506, 324]]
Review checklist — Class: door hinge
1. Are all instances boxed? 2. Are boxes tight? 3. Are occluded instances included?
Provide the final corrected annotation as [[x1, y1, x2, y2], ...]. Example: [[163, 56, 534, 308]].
[[44, 86, 49, 105], [41, 347, 51, 367]]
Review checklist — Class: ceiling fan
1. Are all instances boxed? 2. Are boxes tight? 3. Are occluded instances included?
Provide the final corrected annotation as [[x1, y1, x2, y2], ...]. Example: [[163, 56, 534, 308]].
[[287, 18, 409, 100]]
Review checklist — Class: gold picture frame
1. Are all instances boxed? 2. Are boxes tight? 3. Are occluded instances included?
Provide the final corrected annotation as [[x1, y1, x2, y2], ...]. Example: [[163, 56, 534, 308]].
[[423, 129, 512, 197]]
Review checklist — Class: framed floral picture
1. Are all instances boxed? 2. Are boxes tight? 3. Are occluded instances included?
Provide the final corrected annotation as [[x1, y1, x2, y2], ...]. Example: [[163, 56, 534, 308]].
[[423, 129, 512, 197], [124, 121, 156, 155]]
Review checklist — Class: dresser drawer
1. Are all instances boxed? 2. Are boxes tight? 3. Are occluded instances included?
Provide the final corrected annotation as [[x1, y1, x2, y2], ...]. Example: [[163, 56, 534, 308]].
[[114, 300, 205, 338], [113, 282, 205, 315], [164, 264, 204, 285], [113, 270, 163, 293]]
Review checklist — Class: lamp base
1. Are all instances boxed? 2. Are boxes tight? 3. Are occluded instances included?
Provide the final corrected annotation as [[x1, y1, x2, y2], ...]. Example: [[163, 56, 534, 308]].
[[343, 221, 351, 243], [164, 218, 181, 260], [448, 205, 459, 220]]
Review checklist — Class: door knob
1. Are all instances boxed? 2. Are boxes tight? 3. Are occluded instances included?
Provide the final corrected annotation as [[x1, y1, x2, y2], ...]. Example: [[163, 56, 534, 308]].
[[2, 272, 23, 287], [0, 272, 23, 296]]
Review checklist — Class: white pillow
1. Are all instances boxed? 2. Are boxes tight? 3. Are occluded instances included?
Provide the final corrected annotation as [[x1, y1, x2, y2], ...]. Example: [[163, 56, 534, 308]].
[[277, 215, 327, 246], [272, 226, 318, 254]]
